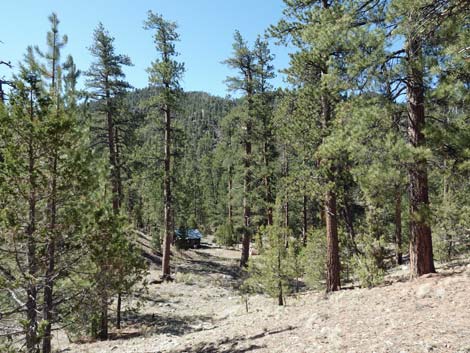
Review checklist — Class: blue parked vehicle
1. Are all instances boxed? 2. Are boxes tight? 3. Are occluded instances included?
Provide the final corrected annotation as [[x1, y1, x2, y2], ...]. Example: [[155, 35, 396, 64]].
[[174, 229, 202, 249]]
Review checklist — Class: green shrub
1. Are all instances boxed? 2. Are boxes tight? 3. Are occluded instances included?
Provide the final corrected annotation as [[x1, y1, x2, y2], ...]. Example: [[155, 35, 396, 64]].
[[351, 233, 385, 288], [214, 222, 238, 247], [241, 225, 292, 305], [302, 229, 327, 290], [351, 253, 384, 288]]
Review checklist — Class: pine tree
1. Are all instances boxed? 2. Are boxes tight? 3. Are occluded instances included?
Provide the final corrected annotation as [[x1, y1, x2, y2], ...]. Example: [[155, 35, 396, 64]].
[[85, 22, 132, 339], [214, 106, 243, 246], [270, 0, 343, 291], [386, 0, 470, 276], [33, 13, 68, 352], [0, 40, 95, 353], [253, 37, 277, 229], [271, 0, 390, 291], [11, 52, 45, 353], [143, 11, 184, 279], [224, 31, 257, 267], [402, 2, 436, 277]]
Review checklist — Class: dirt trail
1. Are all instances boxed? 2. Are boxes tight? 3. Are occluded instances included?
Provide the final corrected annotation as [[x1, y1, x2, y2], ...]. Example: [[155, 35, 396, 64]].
[[58, 244, 470, 353]]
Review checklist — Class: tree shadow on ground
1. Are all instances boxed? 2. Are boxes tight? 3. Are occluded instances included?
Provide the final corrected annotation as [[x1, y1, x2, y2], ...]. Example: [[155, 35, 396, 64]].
[[169, 326, 296, 353], [141, 249, 162, 266], [176, 250, 241, 280], [382, 257, 470, 287], [123, 312, 215, 337]]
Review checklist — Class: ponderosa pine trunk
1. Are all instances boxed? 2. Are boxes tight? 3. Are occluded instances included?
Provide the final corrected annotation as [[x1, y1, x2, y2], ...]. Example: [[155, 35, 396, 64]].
[[325, 189, 341, 292], [406, 33, 435, 278], [99, 290, 108, 340], [318, 0, 340, 291], [162, 104, 172, 277], [320, 85, 340, 291]]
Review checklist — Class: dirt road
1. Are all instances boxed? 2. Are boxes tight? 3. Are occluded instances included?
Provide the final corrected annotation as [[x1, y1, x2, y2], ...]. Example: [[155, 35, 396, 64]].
[[58, 245, 470, 353]]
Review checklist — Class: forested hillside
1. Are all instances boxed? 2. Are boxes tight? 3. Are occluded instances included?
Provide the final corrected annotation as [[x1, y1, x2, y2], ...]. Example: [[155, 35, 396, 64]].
[[1, 1, 469, 352]]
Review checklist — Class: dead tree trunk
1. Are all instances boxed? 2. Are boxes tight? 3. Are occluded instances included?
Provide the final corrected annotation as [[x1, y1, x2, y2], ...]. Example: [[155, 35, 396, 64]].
[[406, 33, 435, 277]]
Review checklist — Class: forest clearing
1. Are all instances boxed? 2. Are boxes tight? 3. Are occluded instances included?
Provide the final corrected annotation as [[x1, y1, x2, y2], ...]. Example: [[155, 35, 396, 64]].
[[59, 238, 470, 353]]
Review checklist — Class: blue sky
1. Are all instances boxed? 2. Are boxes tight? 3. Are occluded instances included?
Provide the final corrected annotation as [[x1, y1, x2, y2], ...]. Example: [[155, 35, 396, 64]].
[[0, 0, 292, 97]]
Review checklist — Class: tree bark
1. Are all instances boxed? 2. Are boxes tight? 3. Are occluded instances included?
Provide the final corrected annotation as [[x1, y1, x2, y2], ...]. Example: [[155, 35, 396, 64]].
[[406, 33, 435, 278], [325, 189, 341, 292], [98, 290, 108, 340], [321, 88, 340, 292], [116, 291, 122, 330], [162, 104, 172, 278]]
